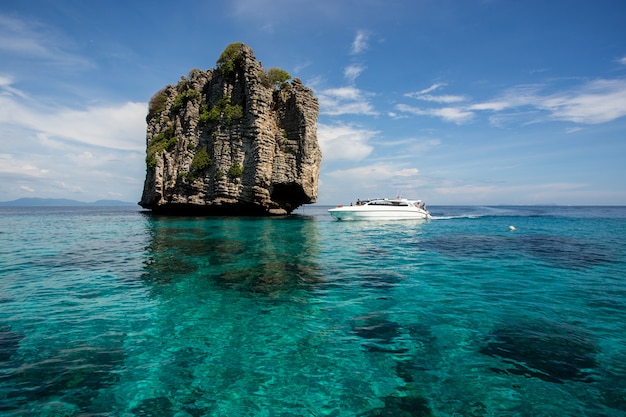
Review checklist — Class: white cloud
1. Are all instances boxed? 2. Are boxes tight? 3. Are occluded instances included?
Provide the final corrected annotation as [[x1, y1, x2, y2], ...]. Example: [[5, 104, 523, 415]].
[[396, 103, 475, 124], [327, 163, 417, 181], [317, 123, 377, 161], [398, 78, 626, 126], [0, 75, 13, 86], [618, 56, 626, 65], [414, 94, 467, 104], [0, 154, 49, 178], [433, 181, 591, 205], [351, 30, 369, 55], [405, 83, 467, 103], [320, 161, 427, 203], [0, 89, 147, 151], [539, 79, 626, 124], [317, 86, 378, 116], [0, 77, 147, 201], [344, 64, 365, 83], [468, 101, 511, 111], [479, 79, 626, 124], [0, 15, 91, 69], [416, 83, 445, 95]]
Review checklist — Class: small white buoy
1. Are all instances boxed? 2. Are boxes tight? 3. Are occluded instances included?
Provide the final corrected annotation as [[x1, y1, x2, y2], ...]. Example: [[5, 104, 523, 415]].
[[509, 225, 516, 231]]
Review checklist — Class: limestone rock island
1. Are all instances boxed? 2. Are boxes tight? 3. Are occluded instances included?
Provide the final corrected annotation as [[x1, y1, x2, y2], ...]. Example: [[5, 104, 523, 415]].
[[139, 43, 321, 215]]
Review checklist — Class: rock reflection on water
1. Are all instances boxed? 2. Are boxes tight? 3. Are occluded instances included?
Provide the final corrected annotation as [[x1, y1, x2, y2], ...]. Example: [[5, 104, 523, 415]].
[[143, 215, 322, 298]]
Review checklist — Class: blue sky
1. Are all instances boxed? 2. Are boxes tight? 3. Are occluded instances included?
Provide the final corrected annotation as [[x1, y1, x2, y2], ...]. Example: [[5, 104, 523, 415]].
[[1, 0, 625, 205]]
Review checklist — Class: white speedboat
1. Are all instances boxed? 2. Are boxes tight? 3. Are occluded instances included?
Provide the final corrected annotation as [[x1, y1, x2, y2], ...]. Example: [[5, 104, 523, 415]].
[[328, 198, 431, 220]]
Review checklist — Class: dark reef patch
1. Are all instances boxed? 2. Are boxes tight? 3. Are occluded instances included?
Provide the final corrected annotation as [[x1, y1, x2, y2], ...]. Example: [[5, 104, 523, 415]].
[[359, 394, 433, 417], [422, 233, 611, 269], [480, 320, 599, 383], [359, 270, 406, 289], [350, 313, 408, 353], [0, 325, 22, 362], [131, 396, 173, 417], [514, 234, 611, 269], [0, 341, 126, 412]]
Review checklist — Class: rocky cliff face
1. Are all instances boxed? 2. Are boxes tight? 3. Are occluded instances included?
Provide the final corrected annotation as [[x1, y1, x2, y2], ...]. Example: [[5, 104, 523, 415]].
[[139, 43, 321, 215]]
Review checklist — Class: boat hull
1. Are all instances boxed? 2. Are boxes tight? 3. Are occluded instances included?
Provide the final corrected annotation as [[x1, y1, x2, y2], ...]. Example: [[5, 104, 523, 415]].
[[328, 206, 431, 221]]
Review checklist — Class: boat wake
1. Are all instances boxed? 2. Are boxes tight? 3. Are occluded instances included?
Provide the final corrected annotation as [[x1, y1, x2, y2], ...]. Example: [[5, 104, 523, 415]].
[[431, 214, 484, 220]]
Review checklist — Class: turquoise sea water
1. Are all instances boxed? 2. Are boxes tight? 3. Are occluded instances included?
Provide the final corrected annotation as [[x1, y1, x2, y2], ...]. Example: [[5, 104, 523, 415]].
[[1, 205, 625, 416]]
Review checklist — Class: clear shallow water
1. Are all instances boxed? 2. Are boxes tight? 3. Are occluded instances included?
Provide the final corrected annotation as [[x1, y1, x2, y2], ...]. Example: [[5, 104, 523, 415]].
[[1, 205, 625, 416]]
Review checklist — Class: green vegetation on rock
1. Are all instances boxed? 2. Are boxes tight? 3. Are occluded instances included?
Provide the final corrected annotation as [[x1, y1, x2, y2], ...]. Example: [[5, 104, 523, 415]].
[[259, 67, 291, 89], [147, 88, 169, 120], [207, 94, 243, 124], [191, 147, 212, 172], [227, 162, 244, 178], [172, 88, 200, 112], [183, 147, 213, 182], [146, 126, 177, 169], [216, 42, 244, 78]]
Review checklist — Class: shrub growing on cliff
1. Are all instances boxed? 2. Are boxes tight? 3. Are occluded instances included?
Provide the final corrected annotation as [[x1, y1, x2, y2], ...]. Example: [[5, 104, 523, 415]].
[[147, 88, 169, 120], [207, 94, 243, 124], [227, 162, 243, 178], [146, 126, 177, 169], [172, 88, 201, 112], [184, 147, 213, 181], [260, 67, 291, 89], [216, 42, 244, 78], [198, 105, 211, 125], [191, 147, 212, 172]]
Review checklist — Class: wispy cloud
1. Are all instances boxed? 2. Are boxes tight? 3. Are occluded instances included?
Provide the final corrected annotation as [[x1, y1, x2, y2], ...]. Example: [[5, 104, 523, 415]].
[[351, 30, 369, 55], [322, 161, 427, 202], [0, 77, 146, 200], [397, 78, 626, 125], [405, 83, 467, 103], [327, 163, 418, 180], [317, 86, 378, 116], [317, 122, 377, 161], [538, 79, 626, 124], [0, 80, 146, 151], [433, 181, 592, 205], [476, 80, 626, 124], [344, 64, 366, 83], [0, 153, 49, 178], [0, 14, 91, 69], [396, 103, 475, 124]]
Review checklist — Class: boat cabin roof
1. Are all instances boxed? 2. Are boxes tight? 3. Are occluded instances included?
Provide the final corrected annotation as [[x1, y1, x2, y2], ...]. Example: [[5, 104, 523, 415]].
[[364, 198, 421, 206]]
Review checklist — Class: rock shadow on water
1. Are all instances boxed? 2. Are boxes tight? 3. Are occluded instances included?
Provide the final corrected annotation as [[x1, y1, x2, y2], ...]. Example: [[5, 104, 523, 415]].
[[479, 320, 599, 384]]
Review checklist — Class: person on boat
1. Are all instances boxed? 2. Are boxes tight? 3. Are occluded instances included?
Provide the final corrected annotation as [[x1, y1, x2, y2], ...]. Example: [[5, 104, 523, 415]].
[[356, 198, 362, 205]]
